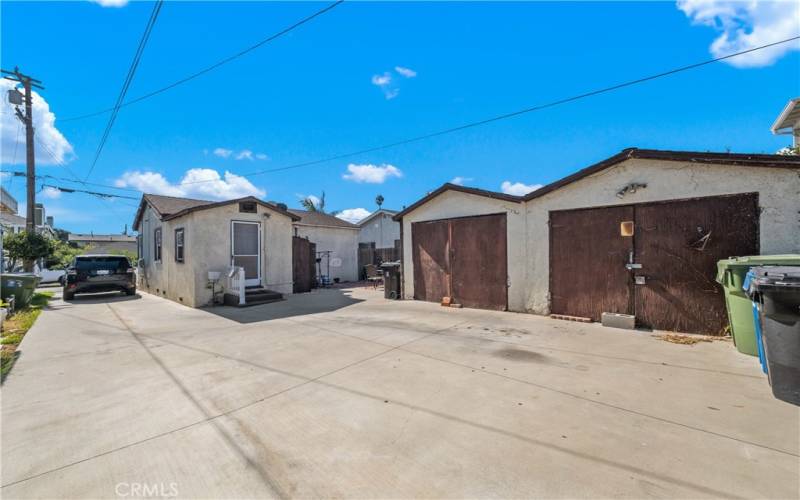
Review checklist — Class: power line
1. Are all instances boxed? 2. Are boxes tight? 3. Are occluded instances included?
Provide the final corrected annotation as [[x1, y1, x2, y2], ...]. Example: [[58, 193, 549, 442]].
[[60, 0, 344, 123], [84, 0, 164, 181], [174, 34, 800, 188], [32, 136, 141, 218], [41, 183, 140, 201]]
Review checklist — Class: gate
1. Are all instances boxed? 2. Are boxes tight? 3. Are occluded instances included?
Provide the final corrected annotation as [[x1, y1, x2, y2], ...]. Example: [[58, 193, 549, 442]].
[[292, 237, 316, 293], [412, 213, 507, 310], [549, 193, 759, 334]]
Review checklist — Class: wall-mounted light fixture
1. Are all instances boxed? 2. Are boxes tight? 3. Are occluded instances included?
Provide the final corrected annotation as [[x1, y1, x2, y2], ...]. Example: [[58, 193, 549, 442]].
[[616, 182, 647, 199]]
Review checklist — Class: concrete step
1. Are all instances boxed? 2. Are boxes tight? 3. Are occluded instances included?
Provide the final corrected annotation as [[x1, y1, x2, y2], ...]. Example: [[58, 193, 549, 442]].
[[224, 289, 284, 307]]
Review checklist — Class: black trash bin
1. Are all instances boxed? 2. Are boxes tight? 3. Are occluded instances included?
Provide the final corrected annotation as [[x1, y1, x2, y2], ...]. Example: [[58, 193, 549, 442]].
[[751, 266, 800, 406], [381, 262, 401, 300]]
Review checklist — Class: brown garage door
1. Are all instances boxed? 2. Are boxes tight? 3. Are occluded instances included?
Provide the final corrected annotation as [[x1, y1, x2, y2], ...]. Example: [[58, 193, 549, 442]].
[[550, 205, 634, 322], [549, 193, 759, 334], [412, 214, 507, 310]]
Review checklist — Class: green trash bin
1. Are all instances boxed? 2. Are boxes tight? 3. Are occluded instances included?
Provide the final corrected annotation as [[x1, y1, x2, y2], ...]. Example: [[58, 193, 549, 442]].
[[716, 255, 800, 356], [1, 274, 42, 309]]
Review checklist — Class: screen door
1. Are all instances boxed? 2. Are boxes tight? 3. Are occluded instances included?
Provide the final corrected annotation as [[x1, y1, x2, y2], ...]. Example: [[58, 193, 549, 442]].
[[231, 221, 261, 286]]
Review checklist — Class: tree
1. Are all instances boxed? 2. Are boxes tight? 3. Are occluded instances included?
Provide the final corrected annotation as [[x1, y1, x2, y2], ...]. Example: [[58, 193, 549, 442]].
[[300, 192, 338, 215], [46, 241, 90, 270], [3, 231, 55, 271], [375, 194, 384, 208]]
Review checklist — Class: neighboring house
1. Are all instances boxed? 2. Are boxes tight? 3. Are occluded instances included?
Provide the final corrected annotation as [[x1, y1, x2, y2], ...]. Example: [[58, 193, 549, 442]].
[[133, 194, 299, 307], [68, 234, 137, 255], [357, 209, 400, 248], [1, 190, 58, 271], [356, 209, 401, 275], [289, 210, 359, 283], [772, 97, 800, 147], [394, 148, 800, 336]]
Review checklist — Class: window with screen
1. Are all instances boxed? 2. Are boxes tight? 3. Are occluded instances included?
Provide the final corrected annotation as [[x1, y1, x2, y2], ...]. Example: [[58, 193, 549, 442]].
[[175, 228, 185, 263], [154, 228, 162, 262]]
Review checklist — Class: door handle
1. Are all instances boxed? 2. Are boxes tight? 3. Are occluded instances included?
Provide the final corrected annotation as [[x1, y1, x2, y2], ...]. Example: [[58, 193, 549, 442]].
[[626, 263, 642, 270]]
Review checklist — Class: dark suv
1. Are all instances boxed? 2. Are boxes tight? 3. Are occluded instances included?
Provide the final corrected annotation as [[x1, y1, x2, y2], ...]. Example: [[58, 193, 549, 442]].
[[63, 255, 136, 301]]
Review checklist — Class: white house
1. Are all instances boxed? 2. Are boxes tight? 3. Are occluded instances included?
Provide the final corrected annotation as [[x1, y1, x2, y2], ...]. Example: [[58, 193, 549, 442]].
[[357, 209, 400, 248], [289, 209, 359, 283], [394, 148, 800, 335], [133, 194, 299, 307]]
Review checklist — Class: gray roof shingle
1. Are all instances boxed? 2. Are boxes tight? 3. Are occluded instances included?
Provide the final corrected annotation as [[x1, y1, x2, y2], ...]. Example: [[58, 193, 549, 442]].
[[288, 209, 358, 228]]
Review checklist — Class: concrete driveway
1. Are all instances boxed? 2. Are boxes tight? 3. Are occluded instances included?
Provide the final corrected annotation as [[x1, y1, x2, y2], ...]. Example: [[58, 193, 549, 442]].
[[2, 287, 798, 499]]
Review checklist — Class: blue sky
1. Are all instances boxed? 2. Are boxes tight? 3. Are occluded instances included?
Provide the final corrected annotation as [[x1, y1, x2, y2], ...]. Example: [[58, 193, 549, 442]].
[[1, 1, 799, 234]]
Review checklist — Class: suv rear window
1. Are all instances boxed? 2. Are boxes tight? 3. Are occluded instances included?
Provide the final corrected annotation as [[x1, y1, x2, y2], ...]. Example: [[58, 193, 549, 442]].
[[75, 256, 131, 272]]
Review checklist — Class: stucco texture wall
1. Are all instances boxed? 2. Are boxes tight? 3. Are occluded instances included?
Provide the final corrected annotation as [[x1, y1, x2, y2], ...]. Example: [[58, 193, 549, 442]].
[[523, 159, 800, 314], [358, 213, 400, 248], [293, 225, 359, 282], [399, 190, 526, 311], [398, 159, 800, 317], [138, 202, 294, 307]]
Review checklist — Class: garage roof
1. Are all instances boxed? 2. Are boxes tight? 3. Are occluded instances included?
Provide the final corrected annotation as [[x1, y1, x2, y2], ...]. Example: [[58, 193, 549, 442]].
[[393, 148, 800, 220]]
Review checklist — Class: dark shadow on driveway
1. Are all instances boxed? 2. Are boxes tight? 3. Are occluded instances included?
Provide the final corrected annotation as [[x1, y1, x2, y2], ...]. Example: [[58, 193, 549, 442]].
[[200, 288, 364, 324]]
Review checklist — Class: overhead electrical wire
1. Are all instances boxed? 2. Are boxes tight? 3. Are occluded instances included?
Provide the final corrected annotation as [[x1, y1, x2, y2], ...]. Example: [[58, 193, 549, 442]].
[[60, 0, 344, 123], [41, 183, 140, 201], [83, 0, 164, 182], [171, 34, 800, 188]]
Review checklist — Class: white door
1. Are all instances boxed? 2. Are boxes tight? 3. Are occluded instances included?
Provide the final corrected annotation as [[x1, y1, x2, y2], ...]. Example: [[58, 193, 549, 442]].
[[231, 221, 261, 286]]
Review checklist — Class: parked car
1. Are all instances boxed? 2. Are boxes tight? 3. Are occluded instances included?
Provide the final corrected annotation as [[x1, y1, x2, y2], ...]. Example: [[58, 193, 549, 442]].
[[36, 268, 66, 285], [63, 255, 136, 301]]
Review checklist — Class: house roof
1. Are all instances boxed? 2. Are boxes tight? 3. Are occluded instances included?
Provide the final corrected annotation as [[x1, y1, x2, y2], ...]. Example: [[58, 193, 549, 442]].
[[772, 97, 800, 134], [288, 209, 359, 229], [69, 234, 136, 242], [356, 209, 399, 226], [133, 194, 300, 231], [393, 148, 800, 220]]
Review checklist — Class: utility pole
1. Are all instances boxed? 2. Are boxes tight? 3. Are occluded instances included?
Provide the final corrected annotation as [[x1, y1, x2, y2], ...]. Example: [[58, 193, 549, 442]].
[[2, 67, 44, 271]]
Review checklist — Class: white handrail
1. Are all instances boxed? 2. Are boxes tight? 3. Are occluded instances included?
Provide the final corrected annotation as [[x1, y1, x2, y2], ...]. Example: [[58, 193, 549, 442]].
[[227, 266, 246, 305]]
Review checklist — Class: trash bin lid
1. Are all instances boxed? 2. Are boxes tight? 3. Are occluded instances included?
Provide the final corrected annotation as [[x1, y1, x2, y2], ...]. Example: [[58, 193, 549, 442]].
[[751, 266, 800, 290], [716, 255, 800, 283], [380, 261, 401, 268]]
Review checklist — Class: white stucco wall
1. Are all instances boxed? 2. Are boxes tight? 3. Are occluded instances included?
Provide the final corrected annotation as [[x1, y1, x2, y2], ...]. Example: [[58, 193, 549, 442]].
[[523, 159, 800, 314], [138, 202, 294, 307], [399, 190, 526, 311], [292, 224, 359, 282], [358, 212, 401, 248], [398, 158, 800, 317]]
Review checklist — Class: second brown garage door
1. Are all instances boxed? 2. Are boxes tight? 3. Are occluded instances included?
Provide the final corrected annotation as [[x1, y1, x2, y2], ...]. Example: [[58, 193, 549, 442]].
[[412, 213, 508, 310], [549, 193, 760, 334]]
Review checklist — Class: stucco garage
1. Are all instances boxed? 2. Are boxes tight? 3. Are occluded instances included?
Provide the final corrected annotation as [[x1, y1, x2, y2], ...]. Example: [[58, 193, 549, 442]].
[[394, 148, 800, 333], [412, 213, 508, 310]]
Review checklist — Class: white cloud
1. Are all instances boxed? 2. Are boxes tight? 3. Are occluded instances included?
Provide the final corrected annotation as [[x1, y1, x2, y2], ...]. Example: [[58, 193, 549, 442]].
[[371, 73, 392, 86], [500, 181, 542, 196], [213, 148, 268, 160], [41, 186, 62, 199], [395, 66, 417, 78], [342, 163, 403, 184], [115, 168, 266, 200], [213, 148, 233, 158], [1, 80, 74, 166], [337, 208, 371, 224], [450, 176, 473, 186], [236, 149, 254, 161], [90, 0, 128, 6], [677, 0, 800, 68]]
